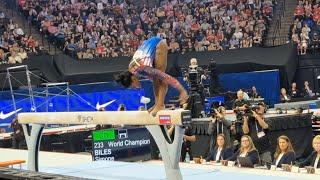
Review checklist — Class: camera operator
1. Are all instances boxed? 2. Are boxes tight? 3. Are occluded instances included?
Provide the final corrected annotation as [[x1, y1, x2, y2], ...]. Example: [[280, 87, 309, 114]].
[[183, 58, 205, 118], [208, 102, 232, 151], [242, 103, 272, 166], [232, 90, 250, 141], [183, 58, 204, 91]]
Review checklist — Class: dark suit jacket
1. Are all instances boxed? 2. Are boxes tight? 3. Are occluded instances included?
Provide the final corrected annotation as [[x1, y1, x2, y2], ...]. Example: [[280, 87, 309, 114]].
[[289, 89, 300, 98], [280, 94, 291, 103], [273, 151, 295, 167], [298, 151, 320, 168], [205, 147, 233, 161], [228, 149, 260, 165]]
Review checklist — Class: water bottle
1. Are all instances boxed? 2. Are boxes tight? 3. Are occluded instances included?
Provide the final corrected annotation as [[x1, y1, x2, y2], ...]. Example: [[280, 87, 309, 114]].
[[185, 151, 190, 163]]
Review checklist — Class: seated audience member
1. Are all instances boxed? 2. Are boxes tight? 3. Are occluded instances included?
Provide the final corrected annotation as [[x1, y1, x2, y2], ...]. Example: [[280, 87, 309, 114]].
[[273, 135, 295, 168], [303, 81, 314, 97], [206, 134, 233, 162], [227, 135, 260, 166], [289, 82, 300, 98], [297, 135, 320, 168], [280, 88, 291, 103], [208, 103, 232, 149], [249, 86, 261, 99], [243, 103, 272, 165]]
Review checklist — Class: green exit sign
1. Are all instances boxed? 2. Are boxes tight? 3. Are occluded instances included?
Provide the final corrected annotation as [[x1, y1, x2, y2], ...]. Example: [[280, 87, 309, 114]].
[[92, 129, 116, 142]]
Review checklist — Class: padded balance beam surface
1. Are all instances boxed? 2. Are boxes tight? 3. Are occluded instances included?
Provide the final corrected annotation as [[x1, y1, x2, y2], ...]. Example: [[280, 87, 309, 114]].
[[18, 109, 191, 126]]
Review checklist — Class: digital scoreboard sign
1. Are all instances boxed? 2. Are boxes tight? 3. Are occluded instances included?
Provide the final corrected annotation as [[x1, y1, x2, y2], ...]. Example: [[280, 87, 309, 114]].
[[92, 127, 152, 161]]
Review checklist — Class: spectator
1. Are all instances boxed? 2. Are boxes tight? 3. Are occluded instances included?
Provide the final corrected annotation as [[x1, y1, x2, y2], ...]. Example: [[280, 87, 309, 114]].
[[273, 135, 295, 168], [280, 88, 291, 103], [249, 86, 261, 99], [20, 0, 275, 59], [291, 0, 320, 55], [289, 82, 301, 98], [303, 81, 314, 97]]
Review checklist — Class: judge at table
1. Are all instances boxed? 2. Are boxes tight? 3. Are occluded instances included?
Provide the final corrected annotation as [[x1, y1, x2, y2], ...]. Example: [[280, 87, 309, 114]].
[[297, 135, 320, 168], [273, 135, 295, 168], [206, 134, 233, 162], [227, 135, 260, 166]]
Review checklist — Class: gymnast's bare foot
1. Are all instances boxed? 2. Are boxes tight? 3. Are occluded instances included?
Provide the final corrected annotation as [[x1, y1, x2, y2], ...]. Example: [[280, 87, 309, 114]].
[[150, 105, 165, 116], [148, 105, 155, 113]]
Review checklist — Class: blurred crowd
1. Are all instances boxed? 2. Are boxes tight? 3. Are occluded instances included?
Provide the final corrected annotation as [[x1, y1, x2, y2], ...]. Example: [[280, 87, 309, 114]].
[[291, 0, 320, 55], [0, 11, 40, 64], [19, 0, 275, 59]]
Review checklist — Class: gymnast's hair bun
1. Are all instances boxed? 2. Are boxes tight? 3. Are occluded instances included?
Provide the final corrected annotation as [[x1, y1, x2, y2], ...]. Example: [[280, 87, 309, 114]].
[[114, 71, 133, 88]]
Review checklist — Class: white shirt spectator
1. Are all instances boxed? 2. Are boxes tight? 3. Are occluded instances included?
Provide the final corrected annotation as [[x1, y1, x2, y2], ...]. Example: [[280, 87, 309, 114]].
[[97, 2, 103, 10], [275, 153, 284, 167], [215, 148, 222, 161], [201, 22, 211, 31], [14, 28, 24, 36], [234, 30, 243, 40]]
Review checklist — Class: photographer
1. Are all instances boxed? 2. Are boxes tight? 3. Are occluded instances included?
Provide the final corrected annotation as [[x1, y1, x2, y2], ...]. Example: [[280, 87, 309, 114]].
[[233, 90, 250, 120], [232, 90, 250, 141], [208, 102, 232, 150], [242, 103, 272, 166]]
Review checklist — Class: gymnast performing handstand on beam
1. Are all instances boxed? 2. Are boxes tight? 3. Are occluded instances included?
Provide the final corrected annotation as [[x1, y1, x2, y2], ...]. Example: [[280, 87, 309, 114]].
[[115, 37, 189, 115]]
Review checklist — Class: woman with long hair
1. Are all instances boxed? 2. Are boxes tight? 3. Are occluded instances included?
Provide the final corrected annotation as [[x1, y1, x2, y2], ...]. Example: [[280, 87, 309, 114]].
[[227, 135, 260, 166], [273, 135, 295, 167], [205, 134, 233, 162]]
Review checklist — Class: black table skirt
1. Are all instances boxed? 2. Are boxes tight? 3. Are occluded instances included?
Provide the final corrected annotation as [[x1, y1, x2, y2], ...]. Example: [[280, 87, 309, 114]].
[[190, 113, 314, 160]]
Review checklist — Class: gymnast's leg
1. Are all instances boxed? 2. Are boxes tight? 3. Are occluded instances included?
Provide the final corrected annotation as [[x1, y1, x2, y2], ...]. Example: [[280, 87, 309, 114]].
[[150, 40, 168, 116]]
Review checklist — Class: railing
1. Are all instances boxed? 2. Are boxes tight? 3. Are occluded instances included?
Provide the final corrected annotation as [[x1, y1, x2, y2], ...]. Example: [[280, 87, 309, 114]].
[[263, 0, 288, 46], [263, 36, 289, 47]]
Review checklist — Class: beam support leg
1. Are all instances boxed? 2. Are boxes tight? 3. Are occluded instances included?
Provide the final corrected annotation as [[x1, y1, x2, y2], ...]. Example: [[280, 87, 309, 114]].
[[22, 124, 44, 171], [146, 125, 184, 180]]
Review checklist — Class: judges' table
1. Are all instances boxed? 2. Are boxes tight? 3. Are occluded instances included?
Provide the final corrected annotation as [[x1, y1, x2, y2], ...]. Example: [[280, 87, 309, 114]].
[[190, 113, 314, 160], [274, 99, 320, 109]]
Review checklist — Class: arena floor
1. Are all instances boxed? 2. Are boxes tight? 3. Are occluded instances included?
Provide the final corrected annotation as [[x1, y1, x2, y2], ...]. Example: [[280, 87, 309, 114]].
[[1, 148, 319, 180]]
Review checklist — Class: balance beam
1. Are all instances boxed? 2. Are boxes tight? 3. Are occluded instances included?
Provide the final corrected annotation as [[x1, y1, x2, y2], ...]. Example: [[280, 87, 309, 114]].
[[18, 109, 191, 126], [17, 109, 191, 180]]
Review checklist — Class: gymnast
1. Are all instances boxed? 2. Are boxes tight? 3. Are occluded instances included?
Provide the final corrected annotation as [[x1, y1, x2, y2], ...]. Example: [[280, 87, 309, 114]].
[[115, 37, 188, 115]]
